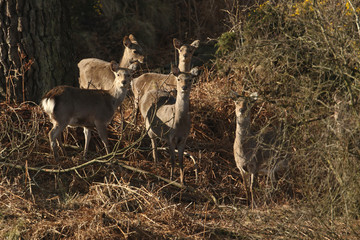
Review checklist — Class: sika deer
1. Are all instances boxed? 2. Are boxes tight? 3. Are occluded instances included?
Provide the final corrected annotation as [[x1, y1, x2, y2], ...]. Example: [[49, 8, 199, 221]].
[[332, 94, 356, 138], [41, 61, 133, 160], [78, 34, 144, 90], [233, 93, 288, 207], [132, 39, 199, 112], [139, 66, 199, 184]]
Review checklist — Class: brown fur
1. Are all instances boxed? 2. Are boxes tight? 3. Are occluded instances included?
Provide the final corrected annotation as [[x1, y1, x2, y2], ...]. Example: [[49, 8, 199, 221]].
[[233, 93, 288, 207], [42, 62, 132, 159], [139, 66, 198, 184], [78, 34, 144, 90]]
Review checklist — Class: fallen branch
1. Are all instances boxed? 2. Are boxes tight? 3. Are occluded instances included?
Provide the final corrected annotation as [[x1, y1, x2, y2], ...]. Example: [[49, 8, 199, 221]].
[[0, 155, 217, 205], [0, 157, 112, 173]]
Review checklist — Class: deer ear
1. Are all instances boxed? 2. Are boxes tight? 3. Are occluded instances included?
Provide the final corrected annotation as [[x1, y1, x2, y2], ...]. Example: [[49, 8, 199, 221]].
[[190, 67, 199, 77], [191, 40, 200, 49], [173, 38, 182, 49], [129, 34, 138, 43], [249, 92, 258, 101], [171, 65, 180, 76], [110, 61, 119, 73], [123, 36, 132, 48]]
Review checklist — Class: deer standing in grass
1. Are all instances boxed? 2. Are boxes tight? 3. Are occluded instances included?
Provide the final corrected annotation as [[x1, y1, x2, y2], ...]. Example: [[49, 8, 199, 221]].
[[132, 38, 199, 112], [233, 93, 287, 207], [139, 66, 199, 184], [78, 34, 144, 90], [41, 61, 133, 160]]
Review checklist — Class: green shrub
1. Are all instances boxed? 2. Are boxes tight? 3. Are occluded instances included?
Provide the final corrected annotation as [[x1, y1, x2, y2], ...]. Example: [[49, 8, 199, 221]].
[[216, 31, 238, 56], [217, 0, 360, 219]]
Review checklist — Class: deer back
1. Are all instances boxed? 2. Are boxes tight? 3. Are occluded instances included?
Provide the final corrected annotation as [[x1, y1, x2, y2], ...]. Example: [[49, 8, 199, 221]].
[[43, 86, 116, 127], [78, 34, 144, 90], [45, 62, 131, 128], [78, 58, 116, 90], [132, 73, 177, 102]]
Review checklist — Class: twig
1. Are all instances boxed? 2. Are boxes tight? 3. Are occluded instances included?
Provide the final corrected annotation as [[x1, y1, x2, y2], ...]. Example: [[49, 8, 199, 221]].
[[115, 160, 217, 205], [0, 155, 217, 204], [0, 157, 112, 173]]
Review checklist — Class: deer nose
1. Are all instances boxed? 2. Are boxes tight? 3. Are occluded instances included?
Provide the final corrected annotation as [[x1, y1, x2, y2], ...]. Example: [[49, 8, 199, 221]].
[[182, 86, 188, 91], [122, 80, 127, 85]]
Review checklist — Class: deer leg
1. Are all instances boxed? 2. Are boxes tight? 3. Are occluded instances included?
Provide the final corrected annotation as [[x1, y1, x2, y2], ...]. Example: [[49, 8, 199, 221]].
[[177, 142, 186, 185], [168, 142, 176, 181], [250, 172, 258, 209], [56, 133, 66, 157], [49, 128, 59, 160], [271, 159, 288, 187], [49, 123, 67, 160], [83, 127, 91, 157], [240, 169, 251, 206], [131, 88, 139, 124], [95, 122, 110, 155], [148, 131, 158, 163], [151, 138, 158, 163], [134, 97, 139, 122], [245, 161, 258, 208]]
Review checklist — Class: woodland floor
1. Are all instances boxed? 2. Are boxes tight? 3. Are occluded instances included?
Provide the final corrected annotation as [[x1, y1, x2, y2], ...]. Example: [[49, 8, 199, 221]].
[[0, 85, 359, 239]]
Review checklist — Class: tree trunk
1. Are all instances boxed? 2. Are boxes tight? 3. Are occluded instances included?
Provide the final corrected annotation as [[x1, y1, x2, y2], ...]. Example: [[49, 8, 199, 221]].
[[0, 0, 76, 103]]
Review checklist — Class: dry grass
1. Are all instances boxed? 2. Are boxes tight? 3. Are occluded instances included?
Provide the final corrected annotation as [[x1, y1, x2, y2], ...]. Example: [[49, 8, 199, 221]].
[[1, 69, 359, 238], [1, 1, 360, 239], [215, 0, 360, 230]]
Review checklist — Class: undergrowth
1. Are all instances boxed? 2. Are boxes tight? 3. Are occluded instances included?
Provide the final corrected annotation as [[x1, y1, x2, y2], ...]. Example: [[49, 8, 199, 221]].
[[1, 0, 360, 239], [217, 0, 360, 221]]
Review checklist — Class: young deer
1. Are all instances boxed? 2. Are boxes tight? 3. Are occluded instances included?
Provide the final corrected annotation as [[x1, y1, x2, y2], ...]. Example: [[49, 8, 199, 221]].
[[78, 34, 144, 90], [233, 93, 287, 207], [41, 61, 133, 160], [132, 39, 199, 112], [139, 66, 199, 184]]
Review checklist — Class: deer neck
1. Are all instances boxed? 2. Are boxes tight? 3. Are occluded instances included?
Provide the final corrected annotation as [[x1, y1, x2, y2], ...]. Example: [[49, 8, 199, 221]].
[[120, 49, 131, 68], [234, 115, 250, 165], [174, 91, 190, 124], [108, 82, 127, 108], [178, 59, 191, 72], [235, 115, 251, 141]]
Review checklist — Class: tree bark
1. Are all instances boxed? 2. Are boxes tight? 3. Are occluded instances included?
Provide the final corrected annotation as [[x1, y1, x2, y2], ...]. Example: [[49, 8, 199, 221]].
[[0, 0, 76, 103]]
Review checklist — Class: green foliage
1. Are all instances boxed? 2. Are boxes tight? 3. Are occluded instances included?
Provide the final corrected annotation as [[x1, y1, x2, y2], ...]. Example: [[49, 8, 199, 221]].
[[215, 31, 237, 56], [245, 1, 285, 39]]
